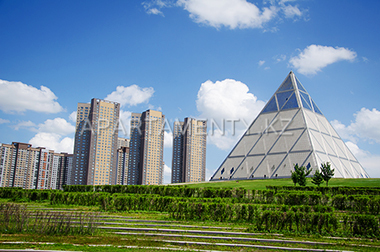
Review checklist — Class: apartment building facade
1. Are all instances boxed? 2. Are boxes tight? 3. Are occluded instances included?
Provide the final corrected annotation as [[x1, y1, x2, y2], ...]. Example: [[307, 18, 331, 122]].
[[71, 98, 120, 186], [127, 110, 164, 185], [171, 118, 207, 183], [0, 142, 72, 190]]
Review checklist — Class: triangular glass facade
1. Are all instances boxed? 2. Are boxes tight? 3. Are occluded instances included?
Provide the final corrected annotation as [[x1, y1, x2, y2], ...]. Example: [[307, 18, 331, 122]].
[[210, 71, 369, 181]]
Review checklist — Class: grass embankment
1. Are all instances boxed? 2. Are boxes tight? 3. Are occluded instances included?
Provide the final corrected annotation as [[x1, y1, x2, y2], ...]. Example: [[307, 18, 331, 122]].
[[182, 177, 380, 190]]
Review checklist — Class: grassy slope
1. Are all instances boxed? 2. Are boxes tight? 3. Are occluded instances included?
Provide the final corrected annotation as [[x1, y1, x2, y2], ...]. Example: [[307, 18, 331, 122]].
[[180, 178, 380, 190]]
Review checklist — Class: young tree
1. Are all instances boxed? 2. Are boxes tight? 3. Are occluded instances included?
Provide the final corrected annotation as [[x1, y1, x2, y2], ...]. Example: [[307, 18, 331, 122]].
[[320, 162, 334, 186], [291, 164, 312, 186], [311, 169, 324, 187], [291, 166, 299, 186]]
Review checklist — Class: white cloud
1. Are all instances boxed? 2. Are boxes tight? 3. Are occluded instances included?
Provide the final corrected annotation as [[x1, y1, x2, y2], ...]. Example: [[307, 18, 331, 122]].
[[147, 8, 164, 16], [258, 60, 265, 66], [208, 129, 241, 150], [163, 163, 172, 184], [105, 85, 154, 107], [0, 79, 64, 114], [331, 108, 380, 144], [197, 79, 265, 122], [142, 0, 172, 16], [289, 45, 357, 75], [164, 131, 173, 148], [281, 4, 302, 18], [196, 79, 265, 150], [37, 118, 75, 136], [19, 118, 76, 153], [275, 54, 287, 62], [331, 108, 380, 178], [0, 118, 10, 124], [331, 120, 356, 142], [345, 141, 380, 178], [117, 110, 132, 138], [69, 111, 77, 123], [177, 0, 278, 29], [13, 120, 37, 131], [29, 133, 74, 153], [143, 0, 305, 30]]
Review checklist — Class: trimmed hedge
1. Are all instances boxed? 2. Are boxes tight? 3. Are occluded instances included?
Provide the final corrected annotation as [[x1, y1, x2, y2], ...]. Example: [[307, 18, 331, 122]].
[[1, 186, 379, 237], [267, 186, 380, 196]]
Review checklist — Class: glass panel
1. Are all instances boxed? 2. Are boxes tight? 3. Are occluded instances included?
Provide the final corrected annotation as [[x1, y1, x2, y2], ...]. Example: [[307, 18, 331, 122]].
[[301, 96, 312, 110], [276, 91, 293, 109], [296, 78, 306, 92], [261, 96, 278, 113], [278, 76, 294, 92], [281, 92, 299, 110], [312, 99, 323, 115]]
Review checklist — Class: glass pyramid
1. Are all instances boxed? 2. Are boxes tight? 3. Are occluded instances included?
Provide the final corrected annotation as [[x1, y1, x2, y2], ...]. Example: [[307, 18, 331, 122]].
[[210, 71, 369, 181]]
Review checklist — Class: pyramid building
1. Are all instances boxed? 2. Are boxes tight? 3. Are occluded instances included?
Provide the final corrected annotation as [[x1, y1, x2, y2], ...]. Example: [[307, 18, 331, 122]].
[[210, 71, 369, 181]]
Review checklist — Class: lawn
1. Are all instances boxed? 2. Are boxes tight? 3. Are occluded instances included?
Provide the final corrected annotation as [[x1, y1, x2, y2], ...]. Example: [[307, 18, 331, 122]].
[[180, 177, 380, 190]]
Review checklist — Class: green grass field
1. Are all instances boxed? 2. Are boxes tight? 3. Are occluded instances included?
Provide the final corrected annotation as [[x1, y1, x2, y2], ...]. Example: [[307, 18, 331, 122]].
[[180, 177, 380, 190]]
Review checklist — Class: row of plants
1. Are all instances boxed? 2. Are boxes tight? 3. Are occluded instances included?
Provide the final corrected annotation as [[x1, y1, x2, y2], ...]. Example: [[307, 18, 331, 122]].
[[267, 185, 380, 195], [63, 184, 248, 199], [0, 203, 98, 235], [2, 187, 380, 215], [1, 186, 379, 237], [53, 191, 380, 237]]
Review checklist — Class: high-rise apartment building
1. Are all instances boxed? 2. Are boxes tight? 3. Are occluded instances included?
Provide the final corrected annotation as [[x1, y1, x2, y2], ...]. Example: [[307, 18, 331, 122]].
[[171, 118, 207, 183], [116, 137, 129, 185], [117, 146, 129, 185], [127, 110, 164, 185], [118, 137, 130, 148], [0, 142, 72, 189], [71, 98, 120, 186]]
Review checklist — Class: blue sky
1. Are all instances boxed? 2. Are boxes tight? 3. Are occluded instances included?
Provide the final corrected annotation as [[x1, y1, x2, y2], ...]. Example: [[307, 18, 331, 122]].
[[1, 0, 379, 181]]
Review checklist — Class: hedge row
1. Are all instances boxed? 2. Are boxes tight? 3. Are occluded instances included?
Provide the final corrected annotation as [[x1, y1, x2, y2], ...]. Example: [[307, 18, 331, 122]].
[[1, 188, 379, 237], [267, 186, 380, 196], [170, 202, 339, 234], [332, 195, 380, 214], [63, 185, 247, 199], [2, 188, 380, 214]]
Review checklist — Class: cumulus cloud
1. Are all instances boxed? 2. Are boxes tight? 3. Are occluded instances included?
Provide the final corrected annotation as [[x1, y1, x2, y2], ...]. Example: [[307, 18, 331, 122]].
[[289, 45, 357, 75], [163, 163, 172, 184], [345, 141, 380, 178], [13, 121, 37, 131], [0, 79, 64, 114], [22, 118, 76, 153], [29, 133, 74, 153], [69, 111, 77, 123], [0, 118, 10, 124], [118, 110, 132, 137], [143, 0, 306, 30], [331, 108, 380, 144], [105, 85, 154, 107], [258, 60, 265, 66], [331, 108, 380, 178], [164, 131, 173, 148], [196, 79, 265, 150], [197, 79, 265, 122], [37, 118, 75, 136], [177, 0, 277, 29]]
